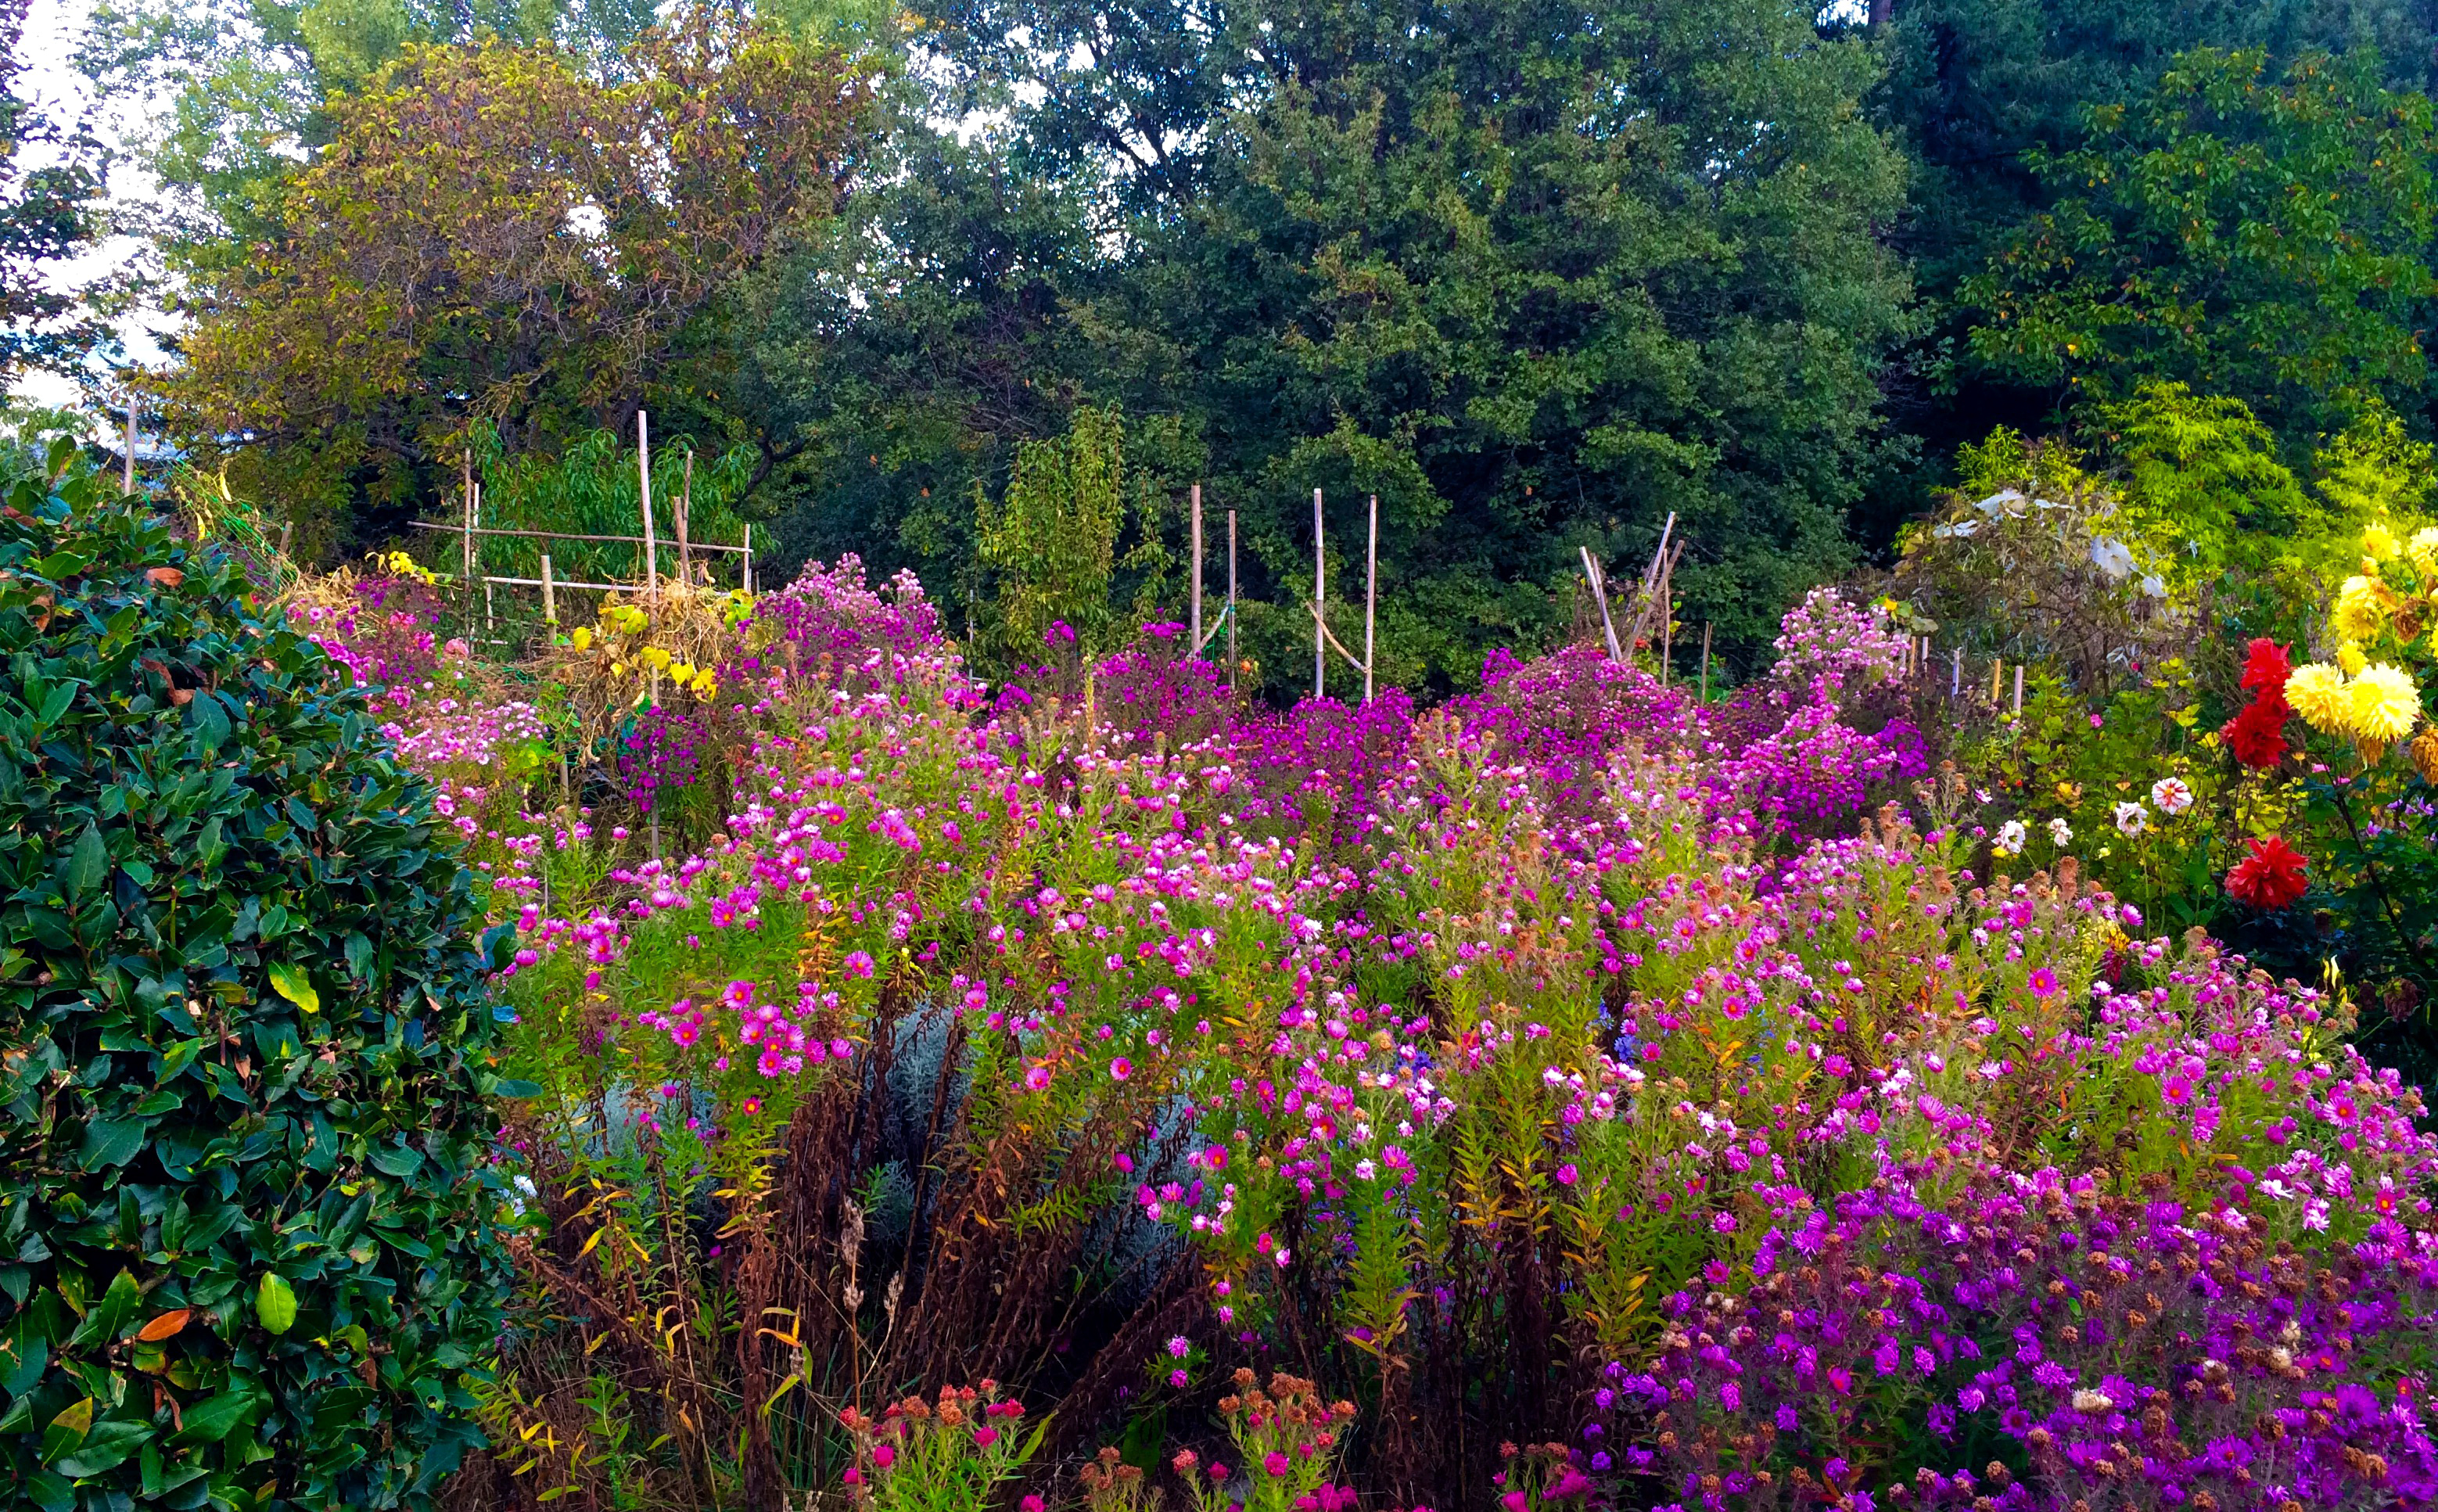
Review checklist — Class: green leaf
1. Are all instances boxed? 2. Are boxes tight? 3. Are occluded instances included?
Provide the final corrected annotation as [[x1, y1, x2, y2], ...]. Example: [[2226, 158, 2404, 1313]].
[[37, 1396, 92, 1464], [170, 1388, 259, 1445], [255, 1272, 297, 1335], [156, 1036, 206, 1083], [490, 1079, 543, 1100], [77, 1116, 144, 1171], [267, 961, 318, 1015], [186, 691, 230, 751], [64, 824, 106, 900], [52, 1419, 151, 1477], [29, 547, 93, 580]]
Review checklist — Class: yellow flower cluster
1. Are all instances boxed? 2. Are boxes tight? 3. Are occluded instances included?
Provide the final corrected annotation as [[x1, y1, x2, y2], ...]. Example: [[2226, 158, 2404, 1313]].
[[367, 549, 440, 587], [583, 600, 716, 698], [2289, 659, 2422, 745]]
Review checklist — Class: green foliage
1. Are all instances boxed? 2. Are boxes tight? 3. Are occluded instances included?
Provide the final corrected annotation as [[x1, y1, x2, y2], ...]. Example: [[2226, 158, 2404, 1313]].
[[150, 4, 873, 544], [2095, 382, 2318, 577], [0, 447, 515, 1509], [1962, 47, 2438, 443], [468, 422, 760, 596], [0, 0, 105, 379], [752, 0, 1915, 694], [975, 405, 1128, 664]]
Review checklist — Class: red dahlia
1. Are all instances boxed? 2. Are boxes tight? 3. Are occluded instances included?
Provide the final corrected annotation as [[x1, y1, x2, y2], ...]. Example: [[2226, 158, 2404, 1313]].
[[2239, 637, 2293, 695], [2226, 835, 2308, 910], [2223, 695, 2289, 770]]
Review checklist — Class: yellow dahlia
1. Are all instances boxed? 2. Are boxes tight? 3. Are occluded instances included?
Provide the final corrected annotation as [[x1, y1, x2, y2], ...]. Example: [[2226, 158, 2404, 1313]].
[[2332, 576, 2389, 641], [2286, 662, 2351, 734], [2364, 522, 2401, 562], [2409, 526, 2438, 580], [2338, 640, 2368, 676], [2346, 663, 2422, 743]]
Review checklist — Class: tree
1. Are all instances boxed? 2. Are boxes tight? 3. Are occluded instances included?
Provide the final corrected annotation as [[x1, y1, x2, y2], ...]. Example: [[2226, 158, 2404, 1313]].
[[156, 3, 872, 543], [0, 0, 103, 376], [761, 0, 1916, 696], [975, 404, 1129, 664], [1959, 48, 2437, 450]]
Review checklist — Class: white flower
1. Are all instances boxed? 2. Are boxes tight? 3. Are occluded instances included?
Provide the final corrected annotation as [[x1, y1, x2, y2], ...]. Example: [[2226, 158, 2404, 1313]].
[[2113, 801, 2148, 837], [2072, 1388, 2113, 1414], [1996, 819, 2027, 855], [2047, 817, 2074, 846], [2150, 777, 2194, 816]]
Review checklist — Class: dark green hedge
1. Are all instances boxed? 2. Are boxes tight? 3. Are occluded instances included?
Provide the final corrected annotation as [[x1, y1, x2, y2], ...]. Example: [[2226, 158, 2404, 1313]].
[[0, 447, 515, 1510]]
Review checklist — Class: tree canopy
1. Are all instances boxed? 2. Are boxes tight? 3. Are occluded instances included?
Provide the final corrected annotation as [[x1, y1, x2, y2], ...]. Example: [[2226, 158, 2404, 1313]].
[[154, 2, 871, 552], [38, 0, 2438, 695]]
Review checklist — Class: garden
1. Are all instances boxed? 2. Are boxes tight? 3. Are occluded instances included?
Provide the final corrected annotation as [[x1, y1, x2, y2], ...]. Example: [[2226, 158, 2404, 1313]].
[[11, 0, 2438, 1507], [7, 394, 2438, 1512]]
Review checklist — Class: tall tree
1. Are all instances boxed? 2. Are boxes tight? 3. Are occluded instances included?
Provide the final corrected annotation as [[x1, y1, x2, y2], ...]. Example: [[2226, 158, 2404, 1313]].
[[1960, 48, 2437, 445], [759, 0, 1916, 695], [1866, 0, 2438, 503], [156, 4, 872, 546], [0, 0, 103, 378]]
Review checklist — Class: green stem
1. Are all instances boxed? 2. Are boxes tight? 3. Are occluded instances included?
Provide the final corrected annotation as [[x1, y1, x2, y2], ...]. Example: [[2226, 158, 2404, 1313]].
[[2328, 781, 2438, 985]]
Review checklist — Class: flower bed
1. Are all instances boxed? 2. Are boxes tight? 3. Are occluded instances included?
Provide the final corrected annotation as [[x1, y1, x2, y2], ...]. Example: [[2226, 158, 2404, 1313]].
[[296, 558, 2438, 1512]]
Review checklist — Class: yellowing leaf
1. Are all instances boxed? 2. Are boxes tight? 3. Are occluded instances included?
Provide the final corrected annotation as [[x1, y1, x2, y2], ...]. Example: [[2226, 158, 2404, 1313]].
[[267, 962, 318, 1015], [256, 1273, 298, 1335]]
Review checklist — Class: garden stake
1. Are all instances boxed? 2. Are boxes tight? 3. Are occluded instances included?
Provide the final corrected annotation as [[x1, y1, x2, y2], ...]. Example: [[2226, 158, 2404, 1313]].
[[1581, 547, 1621, 659], [122, 397, 136, 494], [540, 554, 555, 627], [1700, 621, 1712, 704], [1951, 646, 1962, 699], [1365, 494, 1377, 703], [1314, 487, 1325, 698], [1190, 483, 1202, 657], [1228, 508, 1238, 696], [2013, 663, 2023, 716], [461, 451, 475, 636], [677, 449, 692, 586], [637, 409, 656, 594]]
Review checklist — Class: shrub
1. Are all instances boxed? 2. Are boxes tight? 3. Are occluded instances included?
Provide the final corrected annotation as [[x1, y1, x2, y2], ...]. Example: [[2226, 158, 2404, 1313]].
[[0, 451, 516, 1509]]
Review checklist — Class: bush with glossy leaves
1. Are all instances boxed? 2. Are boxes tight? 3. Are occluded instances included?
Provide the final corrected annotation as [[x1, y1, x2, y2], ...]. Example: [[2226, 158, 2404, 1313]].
[[0, 445, 517, 1510]]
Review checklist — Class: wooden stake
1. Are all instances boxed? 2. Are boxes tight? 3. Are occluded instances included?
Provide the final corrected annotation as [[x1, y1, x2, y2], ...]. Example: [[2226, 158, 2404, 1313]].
[[1582, 548, 1622, 660], [1228, 508, 1238, 698], [637, 411, 656, 594], [1990, 659, 2002, 704], [1364, 494, 1378, 704], [461, 451, 476, 634], [1660, 558, 1673, 686], [278, 520, 292, 558], [743, 523, 753, 594], [122, 397, 136, 494], [1313, 487, 1325, 699], [1700, 622, 1712, 704], [1190, 483, 1204, 658], [541, 553, 556, 627], [1951, 647, 1962, 699], [677, 449, 692, 587], [2013, 663, 2024, 717]]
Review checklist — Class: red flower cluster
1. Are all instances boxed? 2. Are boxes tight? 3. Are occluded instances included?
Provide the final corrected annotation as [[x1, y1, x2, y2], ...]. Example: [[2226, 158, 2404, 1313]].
[[2226, 835, 2308, 910], [2222, 638, 2292, 769]]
